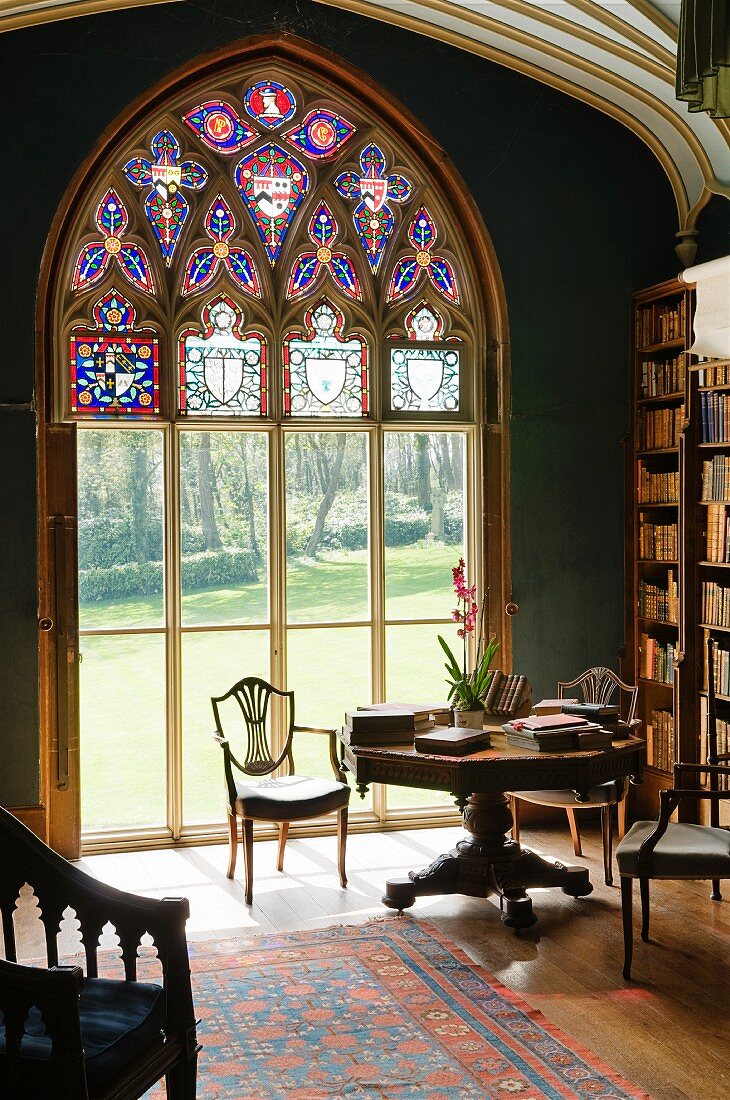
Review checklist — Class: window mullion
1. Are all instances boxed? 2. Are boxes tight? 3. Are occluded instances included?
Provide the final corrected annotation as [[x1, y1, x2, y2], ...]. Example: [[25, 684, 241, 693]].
[[270, 424, 286, 754], [371, 424, 387, 823], [167, 424, 183, 840]]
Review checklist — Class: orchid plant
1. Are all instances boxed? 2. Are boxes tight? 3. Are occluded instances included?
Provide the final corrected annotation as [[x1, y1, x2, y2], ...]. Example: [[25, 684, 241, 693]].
[[438, 558, 499, 711]]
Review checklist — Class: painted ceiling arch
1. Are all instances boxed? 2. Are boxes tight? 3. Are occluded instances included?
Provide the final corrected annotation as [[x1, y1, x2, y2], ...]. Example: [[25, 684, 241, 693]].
[[2, 0, 729, 257]]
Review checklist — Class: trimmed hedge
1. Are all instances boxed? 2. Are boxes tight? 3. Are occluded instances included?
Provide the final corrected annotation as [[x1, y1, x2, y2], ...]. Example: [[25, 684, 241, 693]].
[[79, 547, 258, 602]]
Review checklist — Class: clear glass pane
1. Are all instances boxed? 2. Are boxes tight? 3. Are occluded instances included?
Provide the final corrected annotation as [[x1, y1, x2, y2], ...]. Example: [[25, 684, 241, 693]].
[[179, 296, 266, 415], [390, 347, 460, 412], [180, 431, 268, 626], [384, 432, 466, 619], [285, 432, 369, 623], [385, 623, 460, 810], [182, 630, 269, 825], [80, 634, 166, 831], [77, 428, 164, 630], [284, 301, 367, 417], [287, 626, 372, 811]]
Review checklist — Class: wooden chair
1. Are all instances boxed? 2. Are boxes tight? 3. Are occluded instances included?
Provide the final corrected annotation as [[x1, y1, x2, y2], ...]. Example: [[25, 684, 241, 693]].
[[616, 639, 730, 979], [0, 807, 198, 1099], [212, 676, 350, 905], [509, 667, 641, 886]]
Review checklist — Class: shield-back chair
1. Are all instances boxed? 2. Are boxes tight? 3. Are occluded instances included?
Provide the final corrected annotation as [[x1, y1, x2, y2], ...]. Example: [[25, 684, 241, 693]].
[[509, 667, 641, 885], [212, 676, 350, 905]]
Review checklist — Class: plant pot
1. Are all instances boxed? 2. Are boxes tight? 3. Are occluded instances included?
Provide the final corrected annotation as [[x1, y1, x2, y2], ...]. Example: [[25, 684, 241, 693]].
[[453, 708, 485, 730]]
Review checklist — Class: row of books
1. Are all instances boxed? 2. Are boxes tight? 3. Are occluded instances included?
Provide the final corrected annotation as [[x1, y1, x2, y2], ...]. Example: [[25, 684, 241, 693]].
[[639, 405, 684, 450], [700, 581, 730, 628], [703, 637, 730, 696], [639, 356, 684, 398], [639, 634, 676, 684], [635, 300, 686, 348], [638, 573, 678, 623], [704, 503, 730, 563], [647, 708, 674, 773], [699, 391, 730, 442], [700, 697, 730, 792], [698, 364, 730, 387], [701, 455, 730, 501], [482, 671, 529, 716], [638, 521, 678, 560], [637, 464, 679, 504]]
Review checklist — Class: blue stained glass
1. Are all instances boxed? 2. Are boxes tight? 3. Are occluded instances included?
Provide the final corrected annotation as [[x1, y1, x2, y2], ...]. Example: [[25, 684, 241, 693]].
[[283, 109, 355, 159], [335, 144, 411, 274], [183, 100, 257, 154]]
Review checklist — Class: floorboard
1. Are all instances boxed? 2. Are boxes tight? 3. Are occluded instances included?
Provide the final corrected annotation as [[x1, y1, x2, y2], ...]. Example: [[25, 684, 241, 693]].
[[9, 822, 729, 1099]]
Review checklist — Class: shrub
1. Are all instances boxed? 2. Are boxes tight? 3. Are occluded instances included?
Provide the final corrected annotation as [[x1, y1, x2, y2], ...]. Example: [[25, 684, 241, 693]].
[[77, 517, 163, 569], [442, 496, 464, 544], [79, 547, 258, 602]]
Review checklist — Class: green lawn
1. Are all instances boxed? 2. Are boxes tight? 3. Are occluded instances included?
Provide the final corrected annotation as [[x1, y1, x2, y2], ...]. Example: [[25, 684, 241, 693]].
[[80, 542, 462, 831]]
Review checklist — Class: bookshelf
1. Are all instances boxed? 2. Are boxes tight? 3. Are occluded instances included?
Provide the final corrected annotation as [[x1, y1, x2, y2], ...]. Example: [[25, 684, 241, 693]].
[[625, 279, 693, 818], [693, 358, 730, 825], [626, 279, 730, 824]]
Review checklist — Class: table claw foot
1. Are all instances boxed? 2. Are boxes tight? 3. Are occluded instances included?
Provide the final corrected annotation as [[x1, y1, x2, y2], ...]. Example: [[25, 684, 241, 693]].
[[491, 867, 538, 929], [383, 852, 461, 909]]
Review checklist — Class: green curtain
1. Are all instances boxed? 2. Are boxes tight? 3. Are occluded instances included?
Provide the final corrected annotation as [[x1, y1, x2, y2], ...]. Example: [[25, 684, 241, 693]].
[[676, 0, 730, 117]]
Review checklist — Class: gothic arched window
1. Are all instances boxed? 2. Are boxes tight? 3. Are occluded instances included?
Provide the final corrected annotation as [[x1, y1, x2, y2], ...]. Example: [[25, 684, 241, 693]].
[[52, 41, 493, 843]]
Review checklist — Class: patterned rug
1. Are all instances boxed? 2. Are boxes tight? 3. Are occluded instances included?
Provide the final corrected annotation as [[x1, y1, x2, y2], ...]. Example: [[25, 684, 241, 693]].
[[144, 917, 646, 1100]]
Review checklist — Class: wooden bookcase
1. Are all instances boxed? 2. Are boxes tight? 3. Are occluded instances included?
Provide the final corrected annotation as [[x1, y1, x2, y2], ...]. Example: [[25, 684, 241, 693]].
[[625, 279, 694, 820], [626, 278, 730, 824]]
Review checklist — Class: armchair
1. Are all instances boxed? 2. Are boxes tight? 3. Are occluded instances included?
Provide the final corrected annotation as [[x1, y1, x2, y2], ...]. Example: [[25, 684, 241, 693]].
[[212, 676, 350, 905], [0, 806, 198, 1099], [616, 638, 730, 978]]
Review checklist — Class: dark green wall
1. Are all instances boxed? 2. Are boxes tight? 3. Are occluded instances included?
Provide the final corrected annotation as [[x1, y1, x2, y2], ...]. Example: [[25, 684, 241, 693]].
[[1, 0, 726, 804]]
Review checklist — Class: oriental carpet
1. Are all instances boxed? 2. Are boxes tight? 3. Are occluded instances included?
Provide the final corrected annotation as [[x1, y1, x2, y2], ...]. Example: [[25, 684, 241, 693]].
[[146, 917, 647, 1099]]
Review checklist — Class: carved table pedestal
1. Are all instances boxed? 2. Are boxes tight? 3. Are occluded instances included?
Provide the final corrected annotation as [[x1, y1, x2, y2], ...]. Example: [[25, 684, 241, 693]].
[[339, 731, 644, 929]]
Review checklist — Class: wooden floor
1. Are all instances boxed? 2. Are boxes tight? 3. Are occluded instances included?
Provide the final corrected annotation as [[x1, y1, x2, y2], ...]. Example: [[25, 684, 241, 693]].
[[12, 821, 730, 1099]]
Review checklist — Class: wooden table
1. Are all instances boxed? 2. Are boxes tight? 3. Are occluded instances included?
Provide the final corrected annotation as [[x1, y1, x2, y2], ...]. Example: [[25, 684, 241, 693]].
[[339, 729, 645, 929]]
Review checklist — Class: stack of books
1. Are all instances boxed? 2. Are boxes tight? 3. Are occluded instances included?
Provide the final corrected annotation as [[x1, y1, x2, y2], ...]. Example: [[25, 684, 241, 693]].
[[502, 712, 614, 752], [342, 703, 450, 746]]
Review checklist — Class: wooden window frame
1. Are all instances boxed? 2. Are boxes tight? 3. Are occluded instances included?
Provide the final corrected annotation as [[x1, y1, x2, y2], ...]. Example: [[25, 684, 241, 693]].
[[35, 34, 511, 857]]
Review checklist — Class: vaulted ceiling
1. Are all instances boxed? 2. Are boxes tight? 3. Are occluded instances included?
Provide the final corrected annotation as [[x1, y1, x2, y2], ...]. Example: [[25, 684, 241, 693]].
[[3, 0, 728, 253]]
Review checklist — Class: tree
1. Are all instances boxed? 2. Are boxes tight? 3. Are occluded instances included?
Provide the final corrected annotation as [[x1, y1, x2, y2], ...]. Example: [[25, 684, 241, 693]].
[[305, 434, 347, 557], [197, 432, 222, 550], [415, 433, 432, 511]]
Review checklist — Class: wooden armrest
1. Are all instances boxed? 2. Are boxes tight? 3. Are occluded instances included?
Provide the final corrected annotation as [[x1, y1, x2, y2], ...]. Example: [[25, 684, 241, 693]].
[[636, 786, 730, 874], [294, 724, 337, 735], [674, 761, 730, 781], [0, 960, 85, 1063]]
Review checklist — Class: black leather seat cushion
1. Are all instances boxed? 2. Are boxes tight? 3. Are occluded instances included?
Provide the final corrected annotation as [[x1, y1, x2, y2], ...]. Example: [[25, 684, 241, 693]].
[[616, 821, 730, 878], [234, 773, 350, 820], [0, 976, 165, 1092], [511, 780, 622, 807]]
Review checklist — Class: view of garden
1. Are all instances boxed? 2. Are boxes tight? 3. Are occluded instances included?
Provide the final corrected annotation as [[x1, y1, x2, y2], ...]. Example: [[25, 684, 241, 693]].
[[77, 429, 467, 831]]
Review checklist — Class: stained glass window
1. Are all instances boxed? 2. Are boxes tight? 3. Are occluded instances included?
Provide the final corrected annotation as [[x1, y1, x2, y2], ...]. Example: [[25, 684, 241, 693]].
[[57, 44, 487, 845], [70, 290, 159, 415], [390, 346, 460, 412], [283, 300, 367, 416], [179, 295, 266, 415]]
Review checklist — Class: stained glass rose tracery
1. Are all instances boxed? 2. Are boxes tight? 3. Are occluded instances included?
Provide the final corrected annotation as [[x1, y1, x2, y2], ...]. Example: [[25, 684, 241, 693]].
[[63, 57, 473, 422]]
